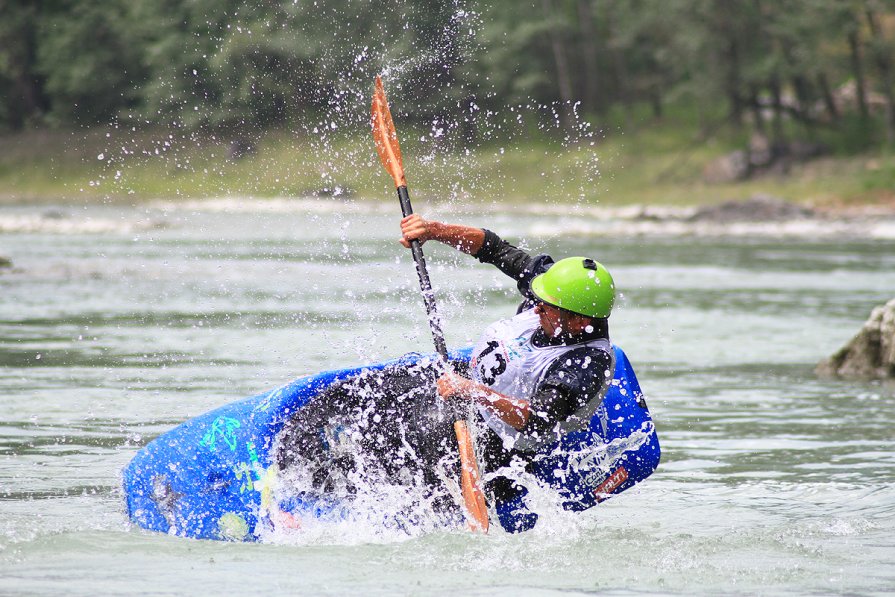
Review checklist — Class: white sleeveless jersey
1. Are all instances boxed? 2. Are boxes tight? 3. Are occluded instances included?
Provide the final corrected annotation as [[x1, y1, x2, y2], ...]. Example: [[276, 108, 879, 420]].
[[470, 309, 613, 451]]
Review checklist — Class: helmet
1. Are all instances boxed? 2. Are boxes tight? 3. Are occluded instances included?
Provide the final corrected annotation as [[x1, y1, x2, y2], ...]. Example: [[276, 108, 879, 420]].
[[530, 257, 615, 318]]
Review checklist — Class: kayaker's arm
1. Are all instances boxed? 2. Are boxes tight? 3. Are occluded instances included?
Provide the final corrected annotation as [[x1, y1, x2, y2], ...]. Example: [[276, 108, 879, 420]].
[[399, 215, 554, 302], [400, 215, 485, 255], [437, 372, 531, 430], [436, 372, 586, 435]]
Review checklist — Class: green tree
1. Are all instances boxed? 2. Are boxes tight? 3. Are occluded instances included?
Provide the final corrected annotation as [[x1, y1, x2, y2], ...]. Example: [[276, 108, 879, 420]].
[[0, 0, 46, 129], [35, 0, 146, 124]]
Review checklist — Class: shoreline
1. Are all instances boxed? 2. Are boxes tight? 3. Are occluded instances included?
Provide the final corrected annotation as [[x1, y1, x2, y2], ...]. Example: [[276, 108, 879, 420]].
[[2, 195, 894, 239], [3, 127, 894, 213]]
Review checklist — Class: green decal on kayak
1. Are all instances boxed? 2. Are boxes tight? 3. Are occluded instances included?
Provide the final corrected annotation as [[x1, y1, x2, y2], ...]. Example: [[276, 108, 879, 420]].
[[199, 416, 241, 452]]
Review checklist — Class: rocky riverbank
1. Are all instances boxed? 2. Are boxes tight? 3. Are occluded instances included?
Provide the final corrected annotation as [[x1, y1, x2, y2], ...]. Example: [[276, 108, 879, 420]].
[[523, 195, 895, 239], [1, 195, 893, 240]]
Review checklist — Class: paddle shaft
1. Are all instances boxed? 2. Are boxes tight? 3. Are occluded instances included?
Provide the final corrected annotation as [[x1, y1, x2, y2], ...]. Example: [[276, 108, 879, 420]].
[[397, 185, 489, 532], [396, 185, 448, 361], [373, 77, 488, 532]]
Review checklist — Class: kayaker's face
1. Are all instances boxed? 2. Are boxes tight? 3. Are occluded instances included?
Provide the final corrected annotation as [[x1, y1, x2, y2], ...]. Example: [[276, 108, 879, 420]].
[[534, 301, 566, 337], [534, 301, 594, 337]]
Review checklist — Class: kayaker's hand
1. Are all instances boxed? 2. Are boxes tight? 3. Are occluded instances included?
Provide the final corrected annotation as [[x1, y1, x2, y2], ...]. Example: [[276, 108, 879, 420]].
[[400, 214, 436, 248], [436, 372, 476, 401]]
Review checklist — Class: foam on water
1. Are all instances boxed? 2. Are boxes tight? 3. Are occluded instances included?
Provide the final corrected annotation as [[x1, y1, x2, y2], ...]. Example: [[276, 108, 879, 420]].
[[5, 196, 890, 241], [0, 212, 167, 235]]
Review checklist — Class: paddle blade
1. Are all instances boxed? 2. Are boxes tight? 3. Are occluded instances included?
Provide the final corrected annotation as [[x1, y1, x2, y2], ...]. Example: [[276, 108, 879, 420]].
[[454, 420, 489, 533], [371, 76, 407, 188]]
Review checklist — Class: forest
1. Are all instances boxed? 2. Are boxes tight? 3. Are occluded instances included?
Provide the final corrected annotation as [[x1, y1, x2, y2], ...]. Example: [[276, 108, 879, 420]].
[[2, 0, 895, 152]]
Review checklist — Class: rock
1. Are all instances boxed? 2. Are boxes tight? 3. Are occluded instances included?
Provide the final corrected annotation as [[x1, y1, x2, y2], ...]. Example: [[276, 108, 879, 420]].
[[299, 186, 355, 198], [704, 137, 831, 183], [817, 298, 895, 379], [687, 194, 817, 223], [702, 150, 750, 184], [788, 140, 830, 161], [748, 133, 773, 168], [0, 256, 11, 269], [41, 209, 69, 220]]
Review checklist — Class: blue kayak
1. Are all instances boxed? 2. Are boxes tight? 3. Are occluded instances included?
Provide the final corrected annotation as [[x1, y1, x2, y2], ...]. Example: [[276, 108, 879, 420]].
[[122, 346, 660, 540]]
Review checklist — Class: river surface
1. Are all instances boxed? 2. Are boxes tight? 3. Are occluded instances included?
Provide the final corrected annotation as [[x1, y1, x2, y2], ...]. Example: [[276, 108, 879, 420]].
[[1, 199, 893, 596]]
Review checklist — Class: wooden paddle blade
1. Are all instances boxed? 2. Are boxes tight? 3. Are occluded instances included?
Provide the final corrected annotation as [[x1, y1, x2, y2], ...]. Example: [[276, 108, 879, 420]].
[[371, 76, 407, 188], [454, 420, 489, 533]]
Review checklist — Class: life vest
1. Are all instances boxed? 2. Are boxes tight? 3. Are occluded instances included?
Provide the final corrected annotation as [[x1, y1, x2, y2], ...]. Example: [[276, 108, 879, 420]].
[[470, 309, 615, 452]]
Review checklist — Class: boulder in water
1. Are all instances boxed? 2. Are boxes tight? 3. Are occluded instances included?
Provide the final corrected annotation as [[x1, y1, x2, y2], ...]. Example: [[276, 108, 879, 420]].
[[688, 195, 816, 223], [817, 298, 895, 379]]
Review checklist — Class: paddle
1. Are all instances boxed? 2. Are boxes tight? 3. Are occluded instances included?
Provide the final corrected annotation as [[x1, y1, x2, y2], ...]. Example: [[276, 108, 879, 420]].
[[371, 76, 489, 533]]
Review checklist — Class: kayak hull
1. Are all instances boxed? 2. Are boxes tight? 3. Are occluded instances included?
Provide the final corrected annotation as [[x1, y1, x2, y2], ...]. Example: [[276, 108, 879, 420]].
[[122, 346, 659, 540]]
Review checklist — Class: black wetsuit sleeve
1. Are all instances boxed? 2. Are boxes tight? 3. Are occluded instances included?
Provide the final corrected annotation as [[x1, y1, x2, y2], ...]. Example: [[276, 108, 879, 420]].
[[521, 346, 613, 439], [473, 229, 554, 301]]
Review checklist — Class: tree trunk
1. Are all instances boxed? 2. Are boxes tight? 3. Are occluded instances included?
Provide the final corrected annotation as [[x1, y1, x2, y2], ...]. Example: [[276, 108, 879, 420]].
[[541, 0, 576, 133], [577, 0, 600, 114], [749, 84, 765, 132], [542, 0, 574, 130], [650, 87, 663, 119], [604, 3, 631, 129], [791, 73, 816, 137], [848, 29, 870, 119], [768, 75, 788, 170], [817, 72, 839, 121], [865, 5, 895, 144], [1, 3, 46, 129], [724, 38, 744, 126]]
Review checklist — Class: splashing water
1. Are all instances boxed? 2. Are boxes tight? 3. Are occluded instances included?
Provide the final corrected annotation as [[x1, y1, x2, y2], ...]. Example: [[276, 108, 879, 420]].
[[82, 0, 606, 226]]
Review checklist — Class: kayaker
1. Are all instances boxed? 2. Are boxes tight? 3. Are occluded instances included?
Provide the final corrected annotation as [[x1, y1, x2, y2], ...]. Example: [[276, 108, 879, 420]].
[[399, 214, 659, 532], [275, 216, 658, 533]]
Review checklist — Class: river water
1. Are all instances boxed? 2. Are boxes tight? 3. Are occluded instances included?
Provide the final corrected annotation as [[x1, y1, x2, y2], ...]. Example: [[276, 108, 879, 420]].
[[1, 199, 893, 596]]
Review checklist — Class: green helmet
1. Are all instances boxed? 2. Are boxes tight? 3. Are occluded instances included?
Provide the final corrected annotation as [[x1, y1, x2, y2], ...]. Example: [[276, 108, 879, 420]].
[[530, 257, 615, 318]]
